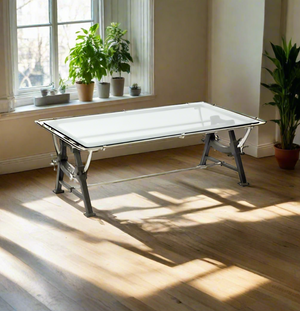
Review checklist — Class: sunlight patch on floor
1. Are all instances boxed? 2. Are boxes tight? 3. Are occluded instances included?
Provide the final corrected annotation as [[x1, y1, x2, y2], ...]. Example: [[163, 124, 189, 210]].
[[188, 265, 269, 301], [111, 258, 224, 298], [205, 188, 240, 197], [93, 192, 159, 211], [236, 200, 256, 208], [0, 209, 43, 234], [0, 241, 62, 301], [231, 204, 297, 223], [148, 191, 184, 204]]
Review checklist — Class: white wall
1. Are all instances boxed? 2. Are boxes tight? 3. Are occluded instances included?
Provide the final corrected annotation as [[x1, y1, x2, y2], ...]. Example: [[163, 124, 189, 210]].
[[285, 0, 300, 146], [208, 0, 265, 156], [258, 0, 282, 153]]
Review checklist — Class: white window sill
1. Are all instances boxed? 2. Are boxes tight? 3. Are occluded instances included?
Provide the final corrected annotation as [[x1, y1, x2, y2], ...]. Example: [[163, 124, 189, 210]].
[[0, 93, 155, 120]]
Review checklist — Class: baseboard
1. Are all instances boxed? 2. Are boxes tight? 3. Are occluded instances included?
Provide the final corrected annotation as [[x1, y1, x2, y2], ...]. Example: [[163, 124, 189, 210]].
[[0, 135, 204, 175], [0, 153, 55, 175], [242, 142, 274, 158], [255, 143, 275, 158]]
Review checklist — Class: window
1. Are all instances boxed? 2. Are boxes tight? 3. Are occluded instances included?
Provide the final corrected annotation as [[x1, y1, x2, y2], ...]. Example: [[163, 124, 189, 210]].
[[11, 0, 98, 99], [8, 0, 153, 108]]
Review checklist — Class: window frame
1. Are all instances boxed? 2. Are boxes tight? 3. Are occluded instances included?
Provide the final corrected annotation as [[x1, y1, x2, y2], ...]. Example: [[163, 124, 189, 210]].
[[8, 0, 154, 109], [10, 0, 100, 102]]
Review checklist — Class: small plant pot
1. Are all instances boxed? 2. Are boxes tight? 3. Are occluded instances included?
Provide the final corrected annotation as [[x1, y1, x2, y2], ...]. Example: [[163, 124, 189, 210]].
[[274, 143, 300, 170], [129, 87, 141, 96], [76, 81, 94, 101], [97, 82, 110, 98], [40, 89, 48, 97], [111, 77, 125, 96], [59, 87, 66, 94]]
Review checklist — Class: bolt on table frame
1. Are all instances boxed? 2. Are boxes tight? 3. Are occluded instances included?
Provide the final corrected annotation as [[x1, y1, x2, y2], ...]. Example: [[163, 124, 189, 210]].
[[36, 102, 265, 217]]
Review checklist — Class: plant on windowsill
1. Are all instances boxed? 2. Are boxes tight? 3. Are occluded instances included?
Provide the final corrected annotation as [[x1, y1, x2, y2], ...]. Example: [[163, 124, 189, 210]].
[[129, 83, 141, 96], [261, 38, 300, 169], [105, 22, 133, 96], [96, 42, 111, 99], [65, 23, 106, 101], [58, 77, 68, 94]]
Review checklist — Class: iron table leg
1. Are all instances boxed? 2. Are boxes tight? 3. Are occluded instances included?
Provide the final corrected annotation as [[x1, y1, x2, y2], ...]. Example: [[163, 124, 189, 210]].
[[53, 140, 67, 194], [200, 130, 249, 186], [228, 130, 249, 186], [52, 139, 96, 217], [73, 149, 96, 217]]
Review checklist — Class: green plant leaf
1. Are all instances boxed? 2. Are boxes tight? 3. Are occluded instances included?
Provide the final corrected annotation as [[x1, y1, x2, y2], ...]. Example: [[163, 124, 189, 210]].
[[66, 23, 107, 84], [262, 38, 300, 148], [104, 22, 133, 75], [264, 101, 276, 106]]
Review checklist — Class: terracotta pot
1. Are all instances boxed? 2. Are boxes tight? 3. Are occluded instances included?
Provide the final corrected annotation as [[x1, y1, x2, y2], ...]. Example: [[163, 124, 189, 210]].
[[111, 77, 125, 96], [274, 143, 300, 170], [97, 82, 110, 98], [76, 81, 94, 101]]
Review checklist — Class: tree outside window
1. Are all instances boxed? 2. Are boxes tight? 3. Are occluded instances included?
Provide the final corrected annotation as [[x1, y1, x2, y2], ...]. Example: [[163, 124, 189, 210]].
[[15, 0, 95, 91]]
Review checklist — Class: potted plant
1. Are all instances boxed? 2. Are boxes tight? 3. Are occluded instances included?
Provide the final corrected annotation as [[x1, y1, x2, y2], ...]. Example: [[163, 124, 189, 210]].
[[129, 83, 141, 96], [65, 23, 106, 101], [105, 22, 133, 96], [97, 80, 110, 98], [58, 77, 68, 94], [262, 38, 300, 169], [97, 43, 111, 99]]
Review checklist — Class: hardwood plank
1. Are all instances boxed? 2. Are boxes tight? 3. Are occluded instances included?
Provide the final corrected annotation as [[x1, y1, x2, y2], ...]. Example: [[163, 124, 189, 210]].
[[1, 145, 300, 310]]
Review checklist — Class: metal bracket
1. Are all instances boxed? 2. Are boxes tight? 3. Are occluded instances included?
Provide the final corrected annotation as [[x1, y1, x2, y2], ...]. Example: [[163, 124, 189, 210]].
[[84, 151, 93, 173], [179, 133, 186, 139], [237, 127, 253, 151], [50, 155, 59, 171], [53, 134, 60, 154]]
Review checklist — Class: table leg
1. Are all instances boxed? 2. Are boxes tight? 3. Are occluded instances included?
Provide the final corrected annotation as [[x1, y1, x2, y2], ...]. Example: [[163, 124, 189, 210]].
[[228, 130, 249, 186], [199, 130, 249, 186], [73, 149, 96, 217], [53, 140, 67, 194], [200, 133, 215, 165]]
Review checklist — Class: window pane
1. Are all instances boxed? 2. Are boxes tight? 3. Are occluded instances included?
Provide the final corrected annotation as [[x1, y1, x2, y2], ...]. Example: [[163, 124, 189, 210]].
[[18, 27, 51, 88], [17, 0, 49, 26], [58, 23, 92, 80], [57, 0, 92, 23]]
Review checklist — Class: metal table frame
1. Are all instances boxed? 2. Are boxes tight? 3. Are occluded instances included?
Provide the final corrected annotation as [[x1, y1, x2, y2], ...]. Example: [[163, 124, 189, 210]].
[[36, 103, 265, 217]]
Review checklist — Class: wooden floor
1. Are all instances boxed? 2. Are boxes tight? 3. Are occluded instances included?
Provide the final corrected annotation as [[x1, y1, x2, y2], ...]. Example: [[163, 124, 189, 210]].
[[1, 145, 300, 311]]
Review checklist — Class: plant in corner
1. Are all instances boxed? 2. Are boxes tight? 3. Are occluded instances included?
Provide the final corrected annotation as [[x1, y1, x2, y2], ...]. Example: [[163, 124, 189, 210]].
[[105, 22, 133, 96], [65, 23, 106, 101], [262, 38, 300, 169]]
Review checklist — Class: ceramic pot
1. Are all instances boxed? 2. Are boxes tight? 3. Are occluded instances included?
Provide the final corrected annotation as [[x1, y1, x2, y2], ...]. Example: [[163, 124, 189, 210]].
[[111, 77, 125, 96], [274, 143, 300, 170], [76, 81, 94, 101], [40, 89, 48, 97], [97, 82, 110, 98], [129, 87, 141, 96]]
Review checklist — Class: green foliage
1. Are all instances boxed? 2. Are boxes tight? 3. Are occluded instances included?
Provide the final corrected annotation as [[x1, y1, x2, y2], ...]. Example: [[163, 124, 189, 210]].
[[65, 24, 106, 85], [130, 83, 139, 89], [262, 38, 300, 149], [105, 22, 133, 77], [59, 77, 68, 91]]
